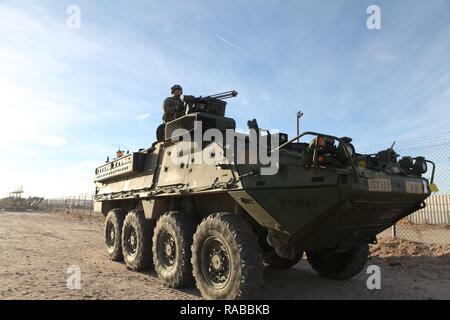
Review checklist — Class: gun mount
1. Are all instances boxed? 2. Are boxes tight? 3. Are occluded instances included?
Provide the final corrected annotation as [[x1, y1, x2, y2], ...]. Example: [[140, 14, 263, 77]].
[[183, 90, 238, 116]]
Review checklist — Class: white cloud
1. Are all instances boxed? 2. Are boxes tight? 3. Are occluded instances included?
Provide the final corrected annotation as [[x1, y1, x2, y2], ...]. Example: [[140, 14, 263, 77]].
[[137, 113, 150, 120], [0, 166, 94, 198], [37, 135, 67, 148], [0, 5, 96, 151], [78, 160, 100, 169]]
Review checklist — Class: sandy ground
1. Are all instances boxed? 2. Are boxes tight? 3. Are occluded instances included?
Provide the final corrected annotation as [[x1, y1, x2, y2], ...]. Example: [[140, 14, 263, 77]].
[[0, 211, 449, 300]]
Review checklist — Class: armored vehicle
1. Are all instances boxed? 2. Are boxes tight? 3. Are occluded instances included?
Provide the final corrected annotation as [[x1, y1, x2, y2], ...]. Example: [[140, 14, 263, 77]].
[[94, 90, 434, 299]]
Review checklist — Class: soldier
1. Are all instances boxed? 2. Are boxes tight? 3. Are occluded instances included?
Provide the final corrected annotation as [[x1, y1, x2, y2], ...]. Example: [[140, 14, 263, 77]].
[[162, 84, 186, 123]]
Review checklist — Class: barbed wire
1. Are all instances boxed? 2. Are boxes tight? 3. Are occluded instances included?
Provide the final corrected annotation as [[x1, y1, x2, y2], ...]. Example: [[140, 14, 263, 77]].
[[358, 131, 450, 151]]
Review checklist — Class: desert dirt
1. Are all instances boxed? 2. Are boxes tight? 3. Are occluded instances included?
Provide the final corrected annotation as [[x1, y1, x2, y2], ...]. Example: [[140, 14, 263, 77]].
[[0, 211, 449, 300]]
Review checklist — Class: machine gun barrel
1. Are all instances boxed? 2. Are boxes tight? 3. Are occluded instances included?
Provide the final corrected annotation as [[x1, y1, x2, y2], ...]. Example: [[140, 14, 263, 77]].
[[182, 90, 238, 115], [204, 90, 238, 100]]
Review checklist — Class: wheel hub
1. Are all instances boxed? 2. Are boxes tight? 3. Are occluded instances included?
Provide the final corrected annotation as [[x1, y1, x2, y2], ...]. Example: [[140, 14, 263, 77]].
[[106, 221, 116, 248], [165, 243, 173, 256], [158, 230, 176, 270], [129, 234, 136, 247], [124, 225, 138, 255], [211, 255, 222, 270], [201, 236, 231, 289]]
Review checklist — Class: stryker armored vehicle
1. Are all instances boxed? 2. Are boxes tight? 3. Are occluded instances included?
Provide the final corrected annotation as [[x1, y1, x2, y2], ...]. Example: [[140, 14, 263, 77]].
[[94, 90, 435, 299]]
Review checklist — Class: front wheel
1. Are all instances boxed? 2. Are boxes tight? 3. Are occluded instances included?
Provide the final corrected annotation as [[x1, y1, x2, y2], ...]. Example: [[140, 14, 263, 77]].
[[306, 243, 369, 280], [191, 213, 263, 300]]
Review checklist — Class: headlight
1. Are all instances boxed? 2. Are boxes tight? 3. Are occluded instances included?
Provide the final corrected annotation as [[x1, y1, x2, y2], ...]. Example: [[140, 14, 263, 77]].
[[399, 156, 413, 170], [413, 157, 427, 174]]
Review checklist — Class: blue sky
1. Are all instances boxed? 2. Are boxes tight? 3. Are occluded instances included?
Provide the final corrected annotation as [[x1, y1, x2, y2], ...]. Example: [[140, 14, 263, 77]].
[[0, 0, 449, 197]]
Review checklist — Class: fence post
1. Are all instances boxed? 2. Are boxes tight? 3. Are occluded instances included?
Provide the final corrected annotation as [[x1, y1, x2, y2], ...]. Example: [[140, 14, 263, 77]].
[[91, 194, 94, 216], [391, 224, 397, 238], [447, 195, 450, 225]]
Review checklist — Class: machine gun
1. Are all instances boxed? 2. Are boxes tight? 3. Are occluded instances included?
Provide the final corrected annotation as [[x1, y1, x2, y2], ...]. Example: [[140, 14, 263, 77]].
[[183, 90, 238, 116]]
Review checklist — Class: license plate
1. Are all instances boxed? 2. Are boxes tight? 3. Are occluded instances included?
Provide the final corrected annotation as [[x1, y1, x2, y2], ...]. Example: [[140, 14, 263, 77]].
[[368, 178, 392, 192], [405, 181, 423, 194]]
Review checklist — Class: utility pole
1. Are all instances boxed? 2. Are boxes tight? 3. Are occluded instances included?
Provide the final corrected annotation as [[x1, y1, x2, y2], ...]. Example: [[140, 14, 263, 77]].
[[296, 111, 304, 142]]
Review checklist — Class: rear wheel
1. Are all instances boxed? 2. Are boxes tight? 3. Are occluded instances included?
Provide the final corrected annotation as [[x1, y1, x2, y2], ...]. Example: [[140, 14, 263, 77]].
[[152, 211, 196, 288], [306, 243, 369, 280], [264, 251, 303, 269], [122, 210, 153, 271], [191, 213, 263, 300], [104, 209, 126, 261]]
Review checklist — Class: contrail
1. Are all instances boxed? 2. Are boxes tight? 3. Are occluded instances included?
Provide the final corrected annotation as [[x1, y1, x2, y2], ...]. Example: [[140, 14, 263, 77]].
[[215, 34, 248, 55]]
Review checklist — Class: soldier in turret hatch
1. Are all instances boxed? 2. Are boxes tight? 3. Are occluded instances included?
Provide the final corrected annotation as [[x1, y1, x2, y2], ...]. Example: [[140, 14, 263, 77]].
[[162, 84, 186, 123]]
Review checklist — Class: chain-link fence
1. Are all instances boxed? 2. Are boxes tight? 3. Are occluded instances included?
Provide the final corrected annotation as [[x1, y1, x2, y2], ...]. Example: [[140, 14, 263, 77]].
[[359, 132, 450, 245], [40, 194, 95, 215]]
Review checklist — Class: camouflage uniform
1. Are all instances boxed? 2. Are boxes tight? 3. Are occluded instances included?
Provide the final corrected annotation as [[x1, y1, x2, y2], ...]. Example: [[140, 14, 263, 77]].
[[162, 96, 186, 123]]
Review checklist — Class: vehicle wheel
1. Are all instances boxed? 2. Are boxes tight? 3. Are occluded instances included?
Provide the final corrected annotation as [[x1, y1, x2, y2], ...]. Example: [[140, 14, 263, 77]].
[[122, 209, 153, 271], [264, 251, 303, 269], [104, 208, 126, 261], [152, 211, 196, 288], [306, 243, 369, 280], [191, 212, 263, 300]]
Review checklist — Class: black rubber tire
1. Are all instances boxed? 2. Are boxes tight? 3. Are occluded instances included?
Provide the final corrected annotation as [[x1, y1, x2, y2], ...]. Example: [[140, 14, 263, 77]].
[[121, 210, 153, 271], [264, 251, 303, 269], [104, 208, 126, 261], [152, 211, 196, 288], [306, 243, 369, 280], [191, 212, 263, 300]]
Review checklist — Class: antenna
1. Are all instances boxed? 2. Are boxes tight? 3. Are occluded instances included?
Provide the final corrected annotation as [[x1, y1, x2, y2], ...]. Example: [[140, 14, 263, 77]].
[[296, 111, 304, 142]]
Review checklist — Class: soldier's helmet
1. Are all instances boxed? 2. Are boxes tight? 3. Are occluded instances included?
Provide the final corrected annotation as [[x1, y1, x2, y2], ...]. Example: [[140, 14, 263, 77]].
[[171, 84, 183, 94]]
